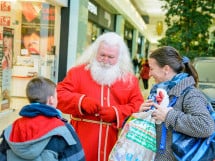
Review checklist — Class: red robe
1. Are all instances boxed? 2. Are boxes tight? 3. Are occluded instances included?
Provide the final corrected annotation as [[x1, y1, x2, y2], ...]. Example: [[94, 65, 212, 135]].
[[57, 64, 144, 161]]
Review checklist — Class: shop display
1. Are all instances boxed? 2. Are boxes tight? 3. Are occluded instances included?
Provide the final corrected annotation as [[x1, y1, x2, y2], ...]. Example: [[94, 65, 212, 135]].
[[21, 2, 55, 57], [0, 1, 59, 112], [0, 27, 14, 111]]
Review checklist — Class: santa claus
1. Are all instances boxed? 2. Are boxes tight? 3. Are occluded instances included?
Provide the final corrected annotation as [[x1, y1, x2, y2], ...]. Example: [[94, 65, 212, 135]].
[[57, 32, 144, 161]]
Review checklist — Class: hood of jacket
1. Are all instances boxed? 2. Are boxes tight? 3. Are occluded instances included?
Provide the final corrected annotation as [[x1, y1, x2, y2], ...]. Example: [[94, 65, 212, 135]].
[[4, 124, 76, 160]]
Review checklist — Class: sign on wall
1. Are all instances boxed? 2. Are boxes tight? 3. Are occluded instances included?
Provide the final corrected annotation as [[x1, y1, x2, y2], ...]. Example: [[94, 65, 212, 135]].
[[1, 27, 13, 111], [21, 2, 55, 57]]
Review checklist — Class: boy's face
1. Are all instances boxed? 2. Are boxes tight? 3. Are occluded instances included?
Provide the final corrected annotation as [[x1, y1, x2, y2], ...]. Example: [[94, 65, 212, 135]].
[[52, 89, 58, 108], [47, 89, 58, 108]]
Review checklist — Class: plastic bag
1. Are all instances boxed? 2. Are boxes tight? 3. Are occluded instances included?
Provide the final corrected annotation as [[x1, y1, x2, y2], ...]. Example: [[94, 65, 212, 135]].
[[109, 111, 156, 161]]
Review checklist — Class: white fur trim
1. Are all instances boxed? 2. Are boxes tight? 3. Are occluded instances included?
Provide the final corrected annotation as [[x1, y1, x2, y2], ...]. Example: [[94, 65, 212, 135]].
[[78, 95, 86, 115]]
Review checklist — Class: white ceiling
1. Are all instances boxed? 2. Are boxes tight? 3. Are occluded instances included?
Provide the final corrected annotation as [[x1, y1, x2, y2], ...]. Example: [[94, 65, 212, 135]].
[[133, 0, 166, 16], [131, 0, 167, 44]]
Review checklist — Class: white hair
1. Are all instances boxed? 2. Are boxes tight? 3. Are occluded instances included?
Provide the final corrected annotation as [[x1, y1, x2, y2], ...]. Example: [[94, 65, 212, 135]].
[[75, 32, 134, 79]]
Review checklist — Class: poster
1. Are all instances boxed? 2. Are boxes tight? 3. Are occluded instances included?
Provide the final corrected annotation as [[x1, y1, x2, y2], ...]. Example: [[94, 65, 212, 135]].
[[0, 44, 2, 85], [1, 27, 13, 111], [21, 2, 55, 57], [0, 1, 11, 42], [0, 16, 10, 26], [0, 2, 11, 12]]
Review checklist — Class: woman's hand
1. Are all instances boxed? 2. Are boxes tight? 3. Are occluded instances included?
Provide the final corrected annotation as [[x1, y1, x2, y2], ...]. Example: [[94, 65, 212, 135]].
[[152, 103, 173, 122], [139, 99, 154, 112]]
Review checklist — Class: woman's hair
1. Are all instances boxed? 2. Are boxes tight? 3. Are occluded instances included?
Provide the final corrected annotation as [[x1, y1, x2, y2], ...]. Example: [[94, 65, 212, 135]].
[[149, 46, 198, 86], [26, 76, 56, 104], [75, 32, 134, 75]]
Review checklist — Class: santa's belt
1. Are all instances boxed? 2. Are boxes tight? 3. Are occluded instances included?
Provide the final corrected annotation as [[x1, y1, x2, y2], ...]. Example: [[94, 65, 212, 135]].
[[71, 117, 112, 125]]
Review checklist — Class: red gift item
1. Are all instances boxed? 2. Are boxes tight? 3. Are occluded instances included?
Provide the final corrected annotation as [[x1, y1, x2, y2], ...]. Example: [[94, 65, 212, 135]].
[[156, 91, 164, 105]]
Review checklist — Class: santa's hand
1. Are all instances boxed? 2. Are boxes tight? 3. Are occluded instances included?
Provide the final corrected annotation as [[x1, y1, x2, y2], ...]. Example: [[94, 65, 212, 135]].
[[99, 106, 116, 122], [81, 97, 100, 115]]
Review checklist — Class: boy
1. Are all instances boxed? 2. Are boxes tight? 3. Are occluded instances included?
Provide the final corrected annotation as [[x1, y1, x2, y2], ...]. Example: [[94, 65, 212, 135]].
[[0, 76, 86, 161]]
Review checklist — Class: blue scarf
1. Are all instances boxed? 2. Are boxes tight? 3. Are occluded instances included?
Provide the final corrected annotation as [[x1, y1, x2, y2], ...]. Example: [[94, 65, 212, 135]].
[[148, 73, 189, 152]]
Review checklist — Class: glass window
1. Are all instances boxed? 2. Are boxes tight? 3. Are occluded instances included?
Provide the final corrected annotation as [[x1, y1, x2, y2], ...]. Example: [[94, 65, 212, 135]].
[[0, 1, 61, 111]]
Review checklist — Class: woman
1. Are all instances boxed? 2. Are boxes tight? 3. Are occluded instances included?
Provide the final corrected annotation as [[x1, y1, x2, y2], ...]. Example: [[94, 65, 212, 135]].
[[139, 46, 214, 161]]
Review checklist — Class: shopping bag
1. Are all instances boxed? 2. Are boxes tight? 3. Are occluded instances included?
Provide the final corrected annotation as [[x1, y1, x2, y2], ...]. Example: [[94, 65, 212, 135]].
[[108, 111, 156, 161], [172, 132, 215, 161], [172, 105, 215, 161]]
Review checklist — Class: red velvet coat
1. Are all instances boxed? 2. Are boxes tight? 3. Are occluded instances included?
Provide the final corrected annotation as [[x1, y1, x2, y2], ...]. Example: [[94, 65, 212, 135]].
[[57, 64, 144, 161]]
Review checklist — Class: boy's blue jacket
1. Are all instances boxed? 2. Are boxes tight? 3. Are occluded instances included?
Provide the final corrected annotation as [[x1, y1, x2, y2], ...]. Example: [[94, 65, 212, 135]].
[[0, 103, 86, 161]]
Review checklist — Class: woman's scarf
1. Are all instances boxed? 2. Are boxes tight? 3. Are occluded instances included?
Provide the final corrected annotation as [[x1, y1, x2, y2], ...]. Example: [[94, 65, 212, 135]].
[[148, 72, 189, 152]]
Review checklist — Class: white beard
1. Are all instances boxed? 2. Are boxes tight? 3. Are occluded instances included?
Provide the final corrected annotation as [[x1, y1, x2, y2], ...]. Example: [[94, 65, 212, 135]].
[[90, 60, 121, 86]]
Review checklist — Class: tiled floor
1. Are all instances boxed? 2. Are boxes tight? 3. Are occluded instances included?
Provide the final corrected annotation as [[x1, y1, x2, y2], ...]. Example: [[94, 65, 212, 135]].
[[0, 97, 28, 133], [0, 108, 20, 133], [0, 78, 153, 134]]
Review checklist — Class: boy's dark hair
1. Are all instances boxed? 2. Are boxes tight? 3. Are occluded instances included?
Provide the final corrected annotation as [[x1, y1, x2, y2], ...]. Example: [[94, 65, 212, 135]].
[[26, 76, 56, 104]]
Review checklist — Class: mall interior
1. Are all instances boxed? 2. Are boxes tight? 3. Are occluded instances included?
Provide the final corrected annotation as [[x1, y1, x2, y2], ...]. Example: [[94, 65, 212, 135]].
[[0, 0, 214, 133]]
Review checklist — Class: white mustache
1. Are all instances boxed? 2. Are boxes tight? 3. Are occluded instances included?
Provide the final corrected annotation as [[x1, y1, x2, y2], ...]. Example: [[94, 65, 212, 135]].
[[99, 62, 112, 68]]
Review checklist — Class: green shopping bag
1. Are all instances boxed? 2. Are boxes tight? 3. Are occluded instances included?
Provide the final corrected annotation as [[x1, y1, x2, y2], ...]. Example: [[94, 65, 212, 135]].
[[109, 111, 156, 161]]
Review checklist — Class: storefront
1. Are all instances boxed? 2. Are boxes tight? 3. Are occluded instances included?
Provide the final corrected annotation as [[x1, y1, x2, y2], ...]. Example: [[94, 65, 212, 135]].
[[0, 0, 67, 112], [124, 23, 133, 54], [87, 0, 115, 45]]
